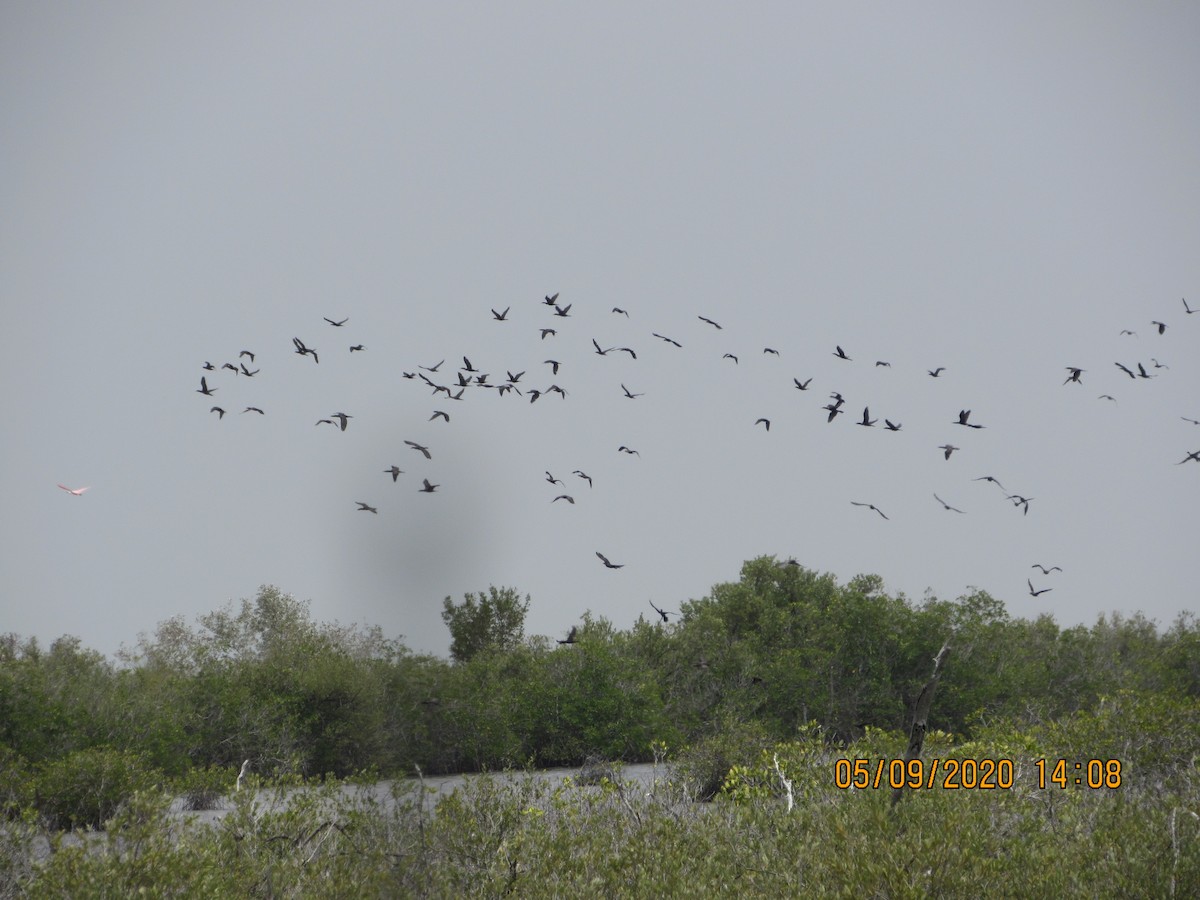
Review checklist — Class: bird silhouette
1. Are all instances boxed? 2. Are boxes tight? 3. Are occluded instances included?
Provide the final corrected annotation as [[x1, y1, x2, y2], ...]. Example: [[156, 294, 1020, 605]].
[[723, 353, 738, 364], [1064, 367, 1084, 384], [349, 345, 365, 352], [618, 446, 640, 456], [315, 419, 335, 427], [240, 363, 260, 376], [649, 600, 676, 622], [938, 444, 959, 460], [1184, 298, 1196, 314], [755, 418, 771, 431], [1007, 494, 1034, 515], [1178, 450, 1200, 465], [491, 306, 510, 320], [1115, 362, 1136, 379], [1027, 579, 1052, 597], [547, 384, 567, 398], [57, 484, 89, 496], [1182, 417, 1200, 426], [612, 307, 630, 316], [356, 502, 378, 514], [419, 478, 439, 493], [325, 317, 348, 326], [1120, 329, 1137, 336], [763, 347, 780, 356], [331, 412, 352, 431], [573, 470, 593, 487], [652, 333, 683, 347], [884, 420, 902, 431], [197, 376, 216, 395], [622, 384, 643, 399], [592, 339, 612, 356], [406, 440, 432, 459], [419, 360, 444, 372], [429, 410, 450, 422], [857, 407, 877, 427], [222, 362, 240, 374], [543, 292, 559, 305], [596, 551, 624, 568], [242, 407, 265, 415], [928, 367, 946, 377], [540, 328, 557, 339], [293, 338, 318, 362], [973, 475, 1007, 491], [546, 471, 563, 485], [850, 501, 889, 520], [833, 345, 851, 360], [793, 377, 812, 390], [557, 626, 578, 644], [954, 409, 984, 428], [1031, 564, 1062, 574], [1152, 321, 1166, 334], [1099, 395, 1116, 402], [698, 316, 722, 329], [933, 493, 965, 513], [552, 494, 575, 504], [209, 406, 226, 418], [875, 360, 890, 367], [822, 404, 844, 423], [553, 303, 572, 317], [544, 359, 561, 374], [239, 350, 255, 362], [384, 466, 403, 482], [202, 361, 215, 370]]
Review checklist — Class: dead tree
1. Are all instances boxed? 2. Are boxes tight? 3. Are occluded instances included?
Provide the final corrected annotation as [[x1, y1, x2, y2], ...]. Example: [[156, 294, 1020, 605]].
[[891, 638, 952, 809]]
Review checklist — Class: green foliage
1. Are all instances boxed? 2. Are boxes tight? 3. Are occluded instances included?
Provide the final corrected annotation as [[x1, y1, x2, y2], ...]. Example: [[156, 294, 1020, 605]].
[[441, 585, 531, 663], [30, 747, 158, 831]]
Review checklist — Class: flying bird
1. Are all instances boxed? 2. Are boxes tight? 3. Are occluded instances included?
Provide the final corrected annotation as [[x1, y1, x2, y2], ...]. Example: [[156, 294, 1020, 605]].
[[315, 419, 335, 427], [763, 347, 780, 356], [857, 407, 876, 427], [1064, 367, 1084, 384], [1178, 450, 1200, 465], [973, 475, 1007, 491], [793, 378, 812, 390], [652, 333, 682, 347], [884, 420, 902, 431], [1182, 417, 1200, 426], [429, 410, 449, 422], [1099, 395, 1116, 402], [540, 328, 557, 339], [210, 406, 225, 419], [545, 471, 563, 485], [1031, 564, 1062, 574], [822, 404, 844, 423], [755, 418, 771, 431], [491, 306, 510, 321], [242, 407, 264, 415], [1027, 579, 1052, 597], [1152, 321, 1166, 334], [325, 317, 349, 327], [1184, 298, 1196, 314], [596, 551, 624, 568], [928, 367, 946, 377], [1115, 362, 1137, 379], [202, 361, 215, 371], [933, 493, 965, 513], [621, 384, 643, 399], [419, 360, 444, 372], [222, 363, 239, 374], [557, 626, 578, 645], [197, 376, 216, 395], [239, 350, 255, 362], [1120, 329, 1137, 336], [330, 412, 352, 431], [592, 339, 612, 356], [833, 346, 851, 361], [954, 409, 984, 429], [612, 307, 629, 316], [384, 466, 403, 482], [356, 502, 378, 514], [544, 292, 559, 305], [618, 446, 640, 456], [57, 484, 89, 496], [722, 353, 738, 364], [698, 316, 722, 329], [573, 470, 592, 487], [405, 440, 432, 459], [239, 363, 260, 377], [552, 494, 575, 504], [875, 360, 891, 367], [544, 360, 561, 374], [938, 444, 959, 460], [850, 501, 889, 520], [553, 303, 572, 317], [419, 478, 439, 492], [649, 600, 675, 623], [1007, 494, 1034, 515]]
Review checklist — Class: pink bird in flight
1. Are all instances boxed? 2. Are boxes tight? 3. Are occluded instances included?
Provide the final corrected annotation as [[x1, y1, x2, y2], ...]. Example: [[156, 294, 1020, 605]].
[[57, 484, 90, 496]]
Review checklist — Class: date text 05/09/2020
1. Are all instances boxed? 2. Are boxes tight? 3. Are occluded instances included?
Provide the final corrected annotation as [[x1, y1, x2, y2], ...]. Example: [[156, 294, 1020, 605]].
[[833, 758, 1124, 790]]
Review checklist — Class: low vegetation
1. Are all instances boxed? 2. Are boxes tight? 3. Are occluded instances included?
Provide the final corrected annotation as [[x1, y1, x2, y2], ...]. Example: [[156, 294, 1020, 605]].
[[2, 558, 1197, 895]]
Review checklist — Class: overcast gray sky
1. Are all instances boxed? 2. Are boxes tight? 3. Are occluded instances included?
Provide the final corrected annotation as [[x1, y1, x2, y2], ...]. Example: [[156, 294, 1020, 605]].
[[3, 3, 1197, 660]]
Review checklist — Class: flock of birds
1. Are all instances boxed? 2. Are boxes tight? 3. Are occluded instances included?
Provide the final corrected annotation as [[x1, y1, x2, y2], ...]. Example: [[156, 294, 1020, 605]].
[[58, 294, 1196, 644]]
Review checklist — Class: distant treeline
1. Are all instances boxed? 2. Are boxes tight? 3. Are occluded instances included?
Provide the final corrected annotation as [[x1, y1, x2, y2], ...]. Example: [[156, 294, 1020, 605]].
[[2, 557, 1197, 784]]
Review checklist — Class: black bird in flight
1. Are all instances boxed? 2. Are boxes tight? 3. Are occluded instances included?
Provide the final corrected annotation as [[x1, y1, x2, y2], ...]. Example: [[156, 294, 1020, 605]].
[[618, 445, 640, 456], [545, 471, 563, 485], [954, 409, 985, 428], [1007, 494, 1034, 515], [429, 410, 449, 422], [1183, 298, 1196, 314], [1064, 367, 1084, 384], [315, 418, 335, 427], [649, 600, 676, 623], [596, 551, 624, 568], [723, 353, 738, 364], [933, 493, 965, 513], [652, 333, 682, 347], [884, 420, 902, 431], [552, 494, 575, 504], [928, 367, 946, 377], [331, 412, 352, 431], [850, 501, 889, 520], [239, 350, 255, 362], [210, 406, 225, 419], [833, 345, 851, 361], [420, 359, 444, 372], [1115, 362, 1137, 379], [325, 317, 348, 327], [405, 440, 432, 459], [829, 392, 845, 405], [1178, 450, 1200, 465], [1031, 564, 1062, 574], [615, 347, 636, 359], [557, 626, 578, 645], [857, 407, 877, 427], [1152, 320, 1167, 334], [356, 501, 378, 514], [1151, 358, 1168, 370], [222, 362, 240, 374], [875, 360, 890, 367], [1027, 579, 1052, 597], [384, 466, 403, 482], [197, 376, 216, 396], [419, 478, 439, 493], [540, 328, 557, 339], [202, 361, 215, 371], [822, 404, 844, 423], [1099, 395, 1116, 402], [622, 384, 643, 399], [592, 339, 612, 356], [755, 418, 771, 431], [491, 306, 510, 320], [698, 316, 722, 329], [1182, 417, 1200, 426], [573, 470, 592, 487], [973, 475, 1007, 491], [547, 384, 567, 398], [240, 363, 260, 376], [553, 303, 572, 317], [544, 359, 561, 374], [612, 307, 629, 316], [349, 344, 367, 353], [794, 377, 812, 390], [1136, 362, 1152, 379], [506, 370, 524, 383], [242, 407, 264, 415], [938, 444, 959, 460], [544, 292, 559, 305], [763, 347, 779, 356], [1120, 329, 1137, 336], [461, 356, 478, 372]]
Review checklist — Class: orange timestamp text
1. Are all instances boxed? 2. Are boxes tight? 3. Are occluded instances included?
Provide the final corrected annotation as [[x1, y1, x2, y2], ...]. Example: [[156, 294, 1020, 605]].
[[834, 757, 1016, 790]]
